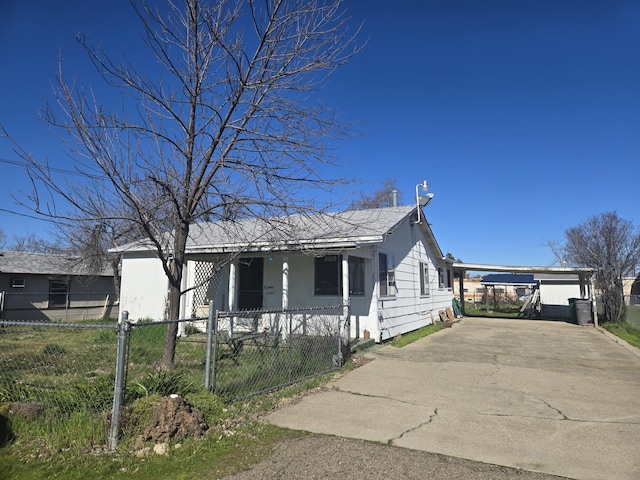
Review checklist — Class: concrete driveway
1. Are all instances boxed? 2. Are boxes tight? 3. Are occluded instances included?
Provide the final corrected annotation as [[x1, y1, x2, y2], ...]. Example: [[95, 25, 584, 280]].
[[265, 318, 640, 480]]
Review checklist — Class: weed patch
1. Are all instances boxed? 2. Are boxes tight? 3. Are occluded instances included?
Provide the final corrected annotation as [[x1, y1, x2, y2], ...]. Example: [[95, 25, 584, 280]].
[[390, 323, 446, 347]]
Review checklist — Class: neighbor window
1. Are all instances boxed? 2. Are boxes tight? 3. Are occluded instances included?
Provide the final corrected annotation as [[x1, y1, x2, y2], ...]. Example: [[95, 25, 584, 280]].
[[378, 253, 396, 297], [348, 256, 365, 296], [10, 277, 25, 288], [314, 255, 341, 296], [419, 262, 430, 296], [49, 281, 69, 307]]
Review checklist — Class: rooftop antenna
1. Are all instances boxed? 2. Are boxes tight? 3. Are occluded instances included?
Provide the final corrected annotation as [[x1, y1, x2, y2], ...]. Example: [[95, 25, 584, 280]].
[[415, 180, 434, 223]]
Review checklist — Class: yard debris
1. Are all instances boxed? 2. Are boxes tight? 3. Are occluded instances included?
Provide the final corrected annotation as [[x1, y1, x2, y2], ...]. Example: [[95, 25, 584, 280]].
[[142, 394, 208, 443]]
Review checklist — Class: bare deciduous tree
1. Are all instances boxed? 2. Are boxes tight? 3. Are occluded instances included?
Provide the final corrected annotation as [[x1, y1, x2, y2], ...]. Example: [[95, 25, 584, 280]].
[[7, 0, 361, 368], [2, 231, 58, 254], [550, 211, 640, 323], [350, 178, 401, 209]]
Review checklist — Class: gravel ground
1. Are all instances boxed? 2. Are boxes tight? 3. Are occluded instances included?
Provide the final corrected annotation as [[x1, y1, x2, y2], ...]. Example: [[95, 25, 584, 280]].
[[223, 433, 570, 480]]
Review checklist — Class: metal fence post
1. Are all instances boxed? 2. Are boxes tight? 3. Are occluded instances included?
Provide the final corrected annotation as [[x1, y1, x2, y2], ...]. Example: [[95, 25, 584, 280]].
[[205, 301, 215, 391], [288, 312, 293, 384], [109, 310, 130, 451]]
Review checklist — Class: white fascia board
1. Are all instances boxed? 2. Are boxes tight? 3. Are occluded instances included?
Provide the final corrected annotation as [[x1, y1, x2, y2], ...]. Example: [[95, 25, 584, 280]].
[[453, 263, 594, 274], [185, 235, 384, 254]]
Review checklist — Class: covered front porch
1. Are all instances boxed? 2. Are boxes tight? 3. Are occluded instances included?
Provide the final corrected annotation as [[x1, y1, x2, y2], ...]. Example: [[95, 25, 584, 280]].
[[183, 248, 379, 340]]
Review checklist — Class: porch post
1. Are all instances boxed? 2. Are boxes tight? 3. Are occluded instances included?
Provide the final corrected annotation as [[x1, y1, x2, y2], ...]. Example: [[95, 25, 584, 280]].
[[341, 254, 349, 306], [178, 261, 188, 333], [342, 254, 350, 335], [228, 261, 237, 311], [282, 256, 289, 309], [590, 274, 598, 327], [458, 270, 466, 315]]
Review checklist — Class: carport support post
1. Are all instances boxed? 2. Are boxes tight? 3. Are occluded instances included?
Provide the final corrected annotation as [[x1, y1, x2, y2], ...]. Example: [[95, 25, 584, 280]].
[[458, 272, 466, 315]]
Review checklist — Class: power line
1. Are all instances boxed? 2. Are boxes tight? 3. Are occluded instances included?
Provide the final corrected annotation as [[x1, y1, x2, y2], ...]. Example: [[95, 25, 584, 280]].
[[0, 157, 103, 179], [0, 207, 59, 224]]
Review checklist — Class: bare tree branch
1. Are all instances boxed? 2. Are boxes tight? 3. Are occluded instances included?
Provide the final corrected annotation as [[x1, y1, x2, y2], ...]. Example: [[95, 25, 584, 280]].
[[552, 211, 640, 323], [4, 0, 362, 368]]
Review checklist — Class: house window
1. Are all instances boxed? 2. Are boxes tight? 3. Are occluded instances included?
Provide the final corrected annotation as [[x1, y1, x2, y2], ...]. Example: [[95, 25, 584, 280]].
[[49, 281, 69, 308], [419, 262, 430, 296], [10, 277, 25, 288], [314, 255, 365, 297], [438, 267, 445, 289], [378, 253, 396, 297], [314, 255, 341, 296], [348, 256, 365, 296], [447, 269, 452, 289]]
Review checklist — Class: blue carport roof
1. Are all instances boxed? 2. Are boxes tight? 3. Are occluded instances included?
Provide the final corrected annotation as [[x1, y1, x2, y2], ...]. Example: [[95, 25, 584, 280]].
[[481, 273, 536, 285]]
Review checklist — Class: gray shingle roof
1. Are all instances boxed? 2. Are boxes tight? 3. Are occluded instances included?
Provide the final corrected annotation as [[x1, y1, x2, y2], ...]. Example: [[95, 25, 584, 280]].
[[112, 206, 444, 256], [187, 206, 416, 250], [0, 250, 114, 277]]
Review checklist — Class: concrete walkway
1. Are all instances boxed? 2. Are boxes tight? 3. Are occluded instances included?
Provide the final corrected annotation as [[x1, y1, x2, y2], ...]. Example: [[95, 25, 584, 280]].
[[265, 318, 640, 480]]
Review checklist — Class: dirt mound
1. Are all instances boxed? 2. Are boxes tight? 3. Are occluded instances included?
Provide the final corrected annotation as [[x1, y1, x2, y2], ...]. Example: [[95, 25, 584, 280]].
[[8, 402, 47, 420], [142, 394, 208, 443]]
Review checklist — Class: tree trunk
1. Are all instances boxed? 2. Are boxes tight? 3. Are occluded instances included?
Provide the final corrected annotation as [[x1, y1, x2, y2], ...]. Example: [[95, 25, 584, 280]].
[[110, 256, 121, 302], [160, 223, 189, 370]]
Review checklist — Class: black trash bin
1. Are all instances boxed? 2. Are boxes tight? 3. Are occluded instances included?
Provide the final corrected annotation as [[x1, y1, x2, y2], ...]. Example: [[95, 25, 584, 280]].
[[568, 298, 578, 323], [569, 298, 592, 325], [575, 299, 593, 325]]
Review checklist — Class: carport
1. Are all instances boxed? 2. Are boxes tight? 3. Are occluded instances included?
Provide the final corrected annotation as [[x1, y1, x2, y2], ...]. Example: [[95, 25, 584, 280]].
[[452, 263, 597, 325]]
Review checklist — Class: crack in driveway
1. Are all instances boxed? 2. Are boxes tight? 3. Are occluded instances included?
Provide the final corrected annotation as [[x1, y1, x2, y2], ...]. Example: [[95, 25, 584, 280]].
[[390, 409, 439, 444]]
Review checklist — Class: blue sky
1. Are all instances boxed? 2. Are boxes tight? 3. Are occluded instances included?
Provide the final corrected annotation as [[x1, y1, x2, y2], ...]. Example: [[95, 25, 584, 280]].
[[1, 0, 638, 267]]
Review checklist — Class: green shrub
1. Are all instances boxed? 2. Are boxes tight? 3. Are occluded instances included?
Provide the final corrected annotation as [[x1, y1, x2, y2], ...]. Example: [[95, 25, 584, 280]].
[[129, 371, 194, 399]]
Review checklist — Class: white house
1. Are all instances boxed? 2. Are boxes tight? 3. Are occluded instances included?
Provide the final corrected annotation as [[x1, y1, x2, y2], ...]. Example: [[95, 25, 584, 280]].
[[113, 206, 454, 342]]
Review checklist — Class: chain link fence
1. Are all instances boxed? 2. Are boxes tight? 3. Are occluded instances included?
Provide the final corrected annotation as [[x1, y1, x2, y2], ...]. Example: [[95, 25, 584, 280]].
[[0, 318, 119, 450], [204, 304, 349, 402], [1, 303, 350, 450]]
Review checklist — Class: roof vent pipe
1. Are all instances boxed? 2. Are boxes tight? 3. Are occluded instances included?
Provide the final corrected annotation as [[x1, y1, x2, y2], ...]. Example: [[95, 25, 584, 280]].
[[392, 189, 398, 207]]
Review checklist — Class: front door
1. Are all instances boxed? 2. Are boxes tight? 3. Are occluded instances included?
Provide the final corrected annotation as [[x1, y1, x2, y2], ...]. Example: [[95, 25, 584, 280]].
[[237, 257, 264, 310]]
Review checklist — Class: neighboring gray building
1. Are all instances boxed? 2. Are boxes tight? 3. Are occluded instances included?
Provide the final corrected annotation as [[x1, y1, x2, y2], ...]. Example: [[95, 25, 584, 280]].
[[0, 250, 118, 321]]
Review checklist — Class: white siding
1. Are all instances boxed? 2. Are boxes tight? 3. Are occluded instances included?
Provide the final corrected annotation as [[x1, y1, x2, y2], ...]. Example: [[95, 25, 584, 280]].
[[373, 218, 452, 341], [119, 252, 168, 321], [174, 215, 452, 341], [539, 282, 583, 318]]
